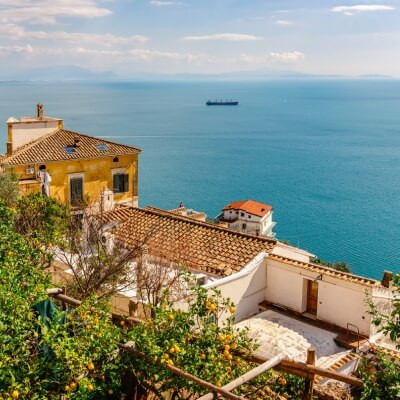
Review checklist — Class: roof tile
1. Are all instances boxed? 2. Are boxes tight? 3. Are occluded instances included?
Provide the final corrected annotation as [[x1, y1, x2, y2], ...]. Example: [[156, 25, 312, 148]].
[[223, 199, 273, 217], [1, 128, 141, 165], [268, 254, 380, 287], [102, 206, 276, 277]]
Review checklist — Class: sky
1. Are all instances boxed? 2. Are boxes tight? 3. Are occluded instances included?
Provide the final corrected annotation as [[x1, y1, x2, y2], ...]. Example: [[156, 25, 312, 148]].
[[0, 0, 399, 78]]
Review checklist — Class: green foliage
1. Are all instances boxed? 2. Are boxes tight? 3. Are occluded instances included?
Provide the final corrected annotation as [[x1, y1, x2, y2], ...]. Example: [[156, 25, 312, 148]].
[[15, 193, 69, 247], [0, 196, 308, 400], [312, 257, 352, 273], [0, 169, 19, 207], [237, 370, 308, 399], [126, 285, 257, 397], [368, 274, 400, 343], [269, 373, 306, 399], [0, 200, 51, 399], [362, 274, 400, 398], [0, 199, 263, 399], [0, 197, 129, 399], [358, 351, 400, 400]]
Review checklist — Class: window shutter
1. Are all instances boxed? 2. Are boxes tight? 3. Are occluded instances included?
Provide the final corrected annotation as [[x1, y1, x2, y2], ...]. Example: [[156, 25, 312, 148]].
[[124, 174, 129, 192], [113, 174, 119, 193], [70, 178, 83, 206]]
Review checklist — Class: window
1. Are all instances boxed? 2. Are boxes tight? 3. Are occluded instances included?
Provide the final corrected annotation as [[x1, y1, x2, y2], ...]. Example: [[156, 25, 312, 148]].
[[248, 215, 251, 219], [65, 146, 76, 154], [241, 212, 245, 217], [70, 177, 83, 206], [113, 157, 119, 163], [113, 173, 129, 193], [242, 223, 246, 230], [96, 144, 109, 151]]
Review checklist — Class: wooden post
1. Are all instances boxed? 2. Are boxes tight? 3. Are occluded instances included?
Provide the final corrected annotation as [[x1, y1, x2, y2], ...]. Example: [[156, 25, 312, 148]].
[[198, 353, 286, 400], [119, 343, 246, 400], [304, 347, 316, 400]]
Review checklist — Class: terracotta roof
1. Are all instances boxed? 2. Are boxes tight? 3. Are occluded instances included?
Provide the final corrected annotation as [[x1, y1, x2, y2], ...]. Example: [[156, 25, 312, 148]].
[[1, 129, 141, 165], [100, 206, 380, 285], [223, 200, 272, 217], [101, 206, 277, 277], [268, 254, 380, 287]]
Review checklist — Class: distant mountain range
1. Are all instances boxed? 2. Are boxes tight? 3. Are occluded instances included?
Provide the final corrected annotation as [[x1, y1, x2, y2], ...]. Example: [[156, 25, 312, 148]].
[[0, 65, 395, 82], [0, 65, 116, 82]]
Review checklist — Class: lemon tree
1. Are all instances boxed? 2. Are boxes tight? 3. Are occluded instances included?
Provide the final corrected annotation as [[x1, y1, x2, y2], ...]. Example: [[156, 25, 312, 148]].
[[0, 198, 300, 400], [125, 284, 259, 398]]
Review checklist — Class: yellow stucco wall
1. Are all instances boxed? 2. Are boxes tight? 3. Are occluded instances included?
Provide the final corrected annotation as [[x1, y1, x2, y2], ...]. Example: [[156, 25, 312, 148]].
[[13, 154, 139, 206]]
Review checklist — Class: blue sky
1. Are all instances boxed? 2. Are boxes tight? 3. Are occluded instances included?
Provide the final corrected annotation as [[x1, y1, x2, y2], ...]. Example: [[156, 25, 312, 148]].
[[0, 0, 399, 77]]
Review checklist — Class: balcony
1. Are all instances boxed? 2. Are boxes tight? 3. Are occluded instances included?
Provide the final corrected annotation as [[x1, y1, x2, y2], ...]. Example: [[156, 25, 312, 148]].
[[216, 213, 238, 223]]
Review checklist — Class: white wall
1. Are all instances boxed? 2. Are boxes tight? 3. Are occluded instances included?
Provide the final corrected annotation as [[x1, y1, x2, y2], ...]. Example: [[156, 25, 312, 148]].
[[205, 253, 268, 322], [10, 121, 60, 150], [317, 281, 371, 336], [265, 261, 305, 311], [265, 258, 373, 336]]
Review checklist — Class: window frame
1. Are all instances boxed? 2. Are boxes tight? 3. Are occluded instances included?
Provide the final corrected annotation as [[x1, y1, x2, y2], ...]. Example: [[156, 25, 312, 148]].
[[112, 168, 129, 194], [68, 173, 84, 207]]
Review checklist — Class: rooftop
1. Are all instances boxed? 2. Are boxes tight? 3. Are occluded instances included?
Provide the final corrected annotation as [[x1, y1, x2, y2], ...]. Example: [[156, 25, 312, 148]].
[[223, 199, 273, 217], [268, 254, 380, 287], [1, 129, 141, 165], [7, 115, 62, 124], [101, 206, 277, 277], [100, 206, 382, 286]]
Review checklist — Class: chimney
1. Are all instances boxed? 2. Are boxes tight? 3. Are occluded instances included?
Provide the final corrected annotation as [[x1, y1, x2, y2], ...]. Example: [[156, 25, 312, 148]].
[[37, 103, 44, 119], [381, 270, 393, 288], [6, 142, 12, 156]]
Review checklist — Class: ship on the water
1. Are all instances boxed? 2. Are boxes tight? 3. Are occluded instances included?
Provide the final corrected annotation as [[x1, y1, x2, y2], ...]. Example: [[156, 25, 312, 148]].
[[206, 100, 239, 106]]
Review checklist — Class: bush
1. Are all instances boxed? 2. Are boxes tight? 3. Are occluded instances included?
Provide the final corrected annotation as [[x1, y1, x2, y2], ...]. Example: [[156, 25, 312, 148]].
[[358, 351, 400, 400], [0, 170, 19, 207]]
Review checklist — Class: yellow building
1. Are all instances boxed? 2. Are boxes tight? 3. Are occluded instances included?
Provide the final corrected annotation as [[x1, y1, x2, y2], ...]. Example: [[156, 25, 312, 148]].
[[0, 105, 141, 208]]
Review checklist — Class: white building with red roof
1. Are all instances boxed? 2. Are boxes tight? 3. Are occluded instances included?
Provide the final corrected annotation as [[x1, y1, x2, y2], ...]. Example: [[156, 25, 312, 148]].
[[218, 199, 276, 237]]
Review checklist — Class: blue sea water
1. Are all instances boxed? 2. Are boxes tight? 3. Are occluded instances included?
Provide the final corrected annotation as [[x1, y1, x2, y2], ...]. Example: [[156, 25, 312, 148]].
[[0, 79, 399, 279]]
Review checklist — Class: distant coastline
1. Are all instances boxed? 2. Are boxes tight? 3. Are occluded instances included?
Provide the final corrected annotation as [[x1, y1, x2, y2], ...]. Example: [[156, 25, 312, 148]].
[[0, 65, 396, 83]]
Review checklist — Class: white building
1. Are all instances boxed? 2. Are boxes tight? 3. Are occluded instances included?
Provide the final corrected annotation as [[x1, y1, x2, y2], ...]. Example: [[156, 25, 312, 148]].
[[217, 199, 276, 237]]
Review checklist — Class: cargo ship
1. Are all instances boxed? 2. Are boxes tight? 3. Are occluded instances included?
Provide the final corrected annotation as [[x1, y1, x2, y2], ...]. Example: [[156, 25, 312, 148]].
[[206, 100, 239, 106]]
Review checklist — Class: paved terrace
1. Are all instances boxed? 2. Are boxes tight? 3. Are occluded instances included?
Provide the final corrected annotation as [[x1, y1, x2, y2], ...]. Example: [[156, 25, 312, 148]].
[[235, 310, 350, 368]]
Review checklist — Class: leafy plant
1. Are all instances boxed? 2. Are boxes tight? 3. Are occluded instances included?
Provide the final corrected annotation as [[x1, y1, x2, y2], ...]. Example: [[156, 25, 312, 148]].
[[312, 257, 352, 273], [0, 169, 19, 207], [358, 351, 400, 400]]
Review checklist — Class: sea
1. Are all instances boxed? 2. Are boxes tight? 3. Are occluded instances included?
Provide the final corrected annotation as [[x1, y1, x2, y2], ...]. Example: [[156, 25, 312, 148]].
[[0, 79, 399, 280]]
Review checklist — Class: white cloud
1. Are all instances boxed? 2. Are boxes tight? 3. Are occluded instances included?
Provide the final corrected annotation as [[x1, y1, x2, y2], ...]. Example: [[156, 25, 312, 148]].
[[331, 5, 395, 14], [0, 0, 112, 24], [275, 20, 292, 25], [183, 33, 262, 42], [67, 47, 201, 63], [0, 23, 149, 46], [149, 0, 183, 5], [0, 43, 33, 55], [268, 51, 305, 63]]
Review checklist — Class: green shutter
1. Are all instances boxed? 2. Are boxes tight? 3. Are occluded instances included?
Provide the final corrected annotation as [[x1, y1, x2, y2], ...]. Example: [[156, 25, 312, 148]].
[[113, 174, 119, 193], [124, 174, 129, 192], [70, 178, 83, 206]]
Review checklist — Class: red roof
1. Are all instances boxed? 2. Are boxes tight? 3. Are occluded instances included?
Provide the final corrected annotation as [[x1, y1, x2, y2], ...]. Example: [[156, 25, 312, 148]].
[[223, 200, 272, 217]]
